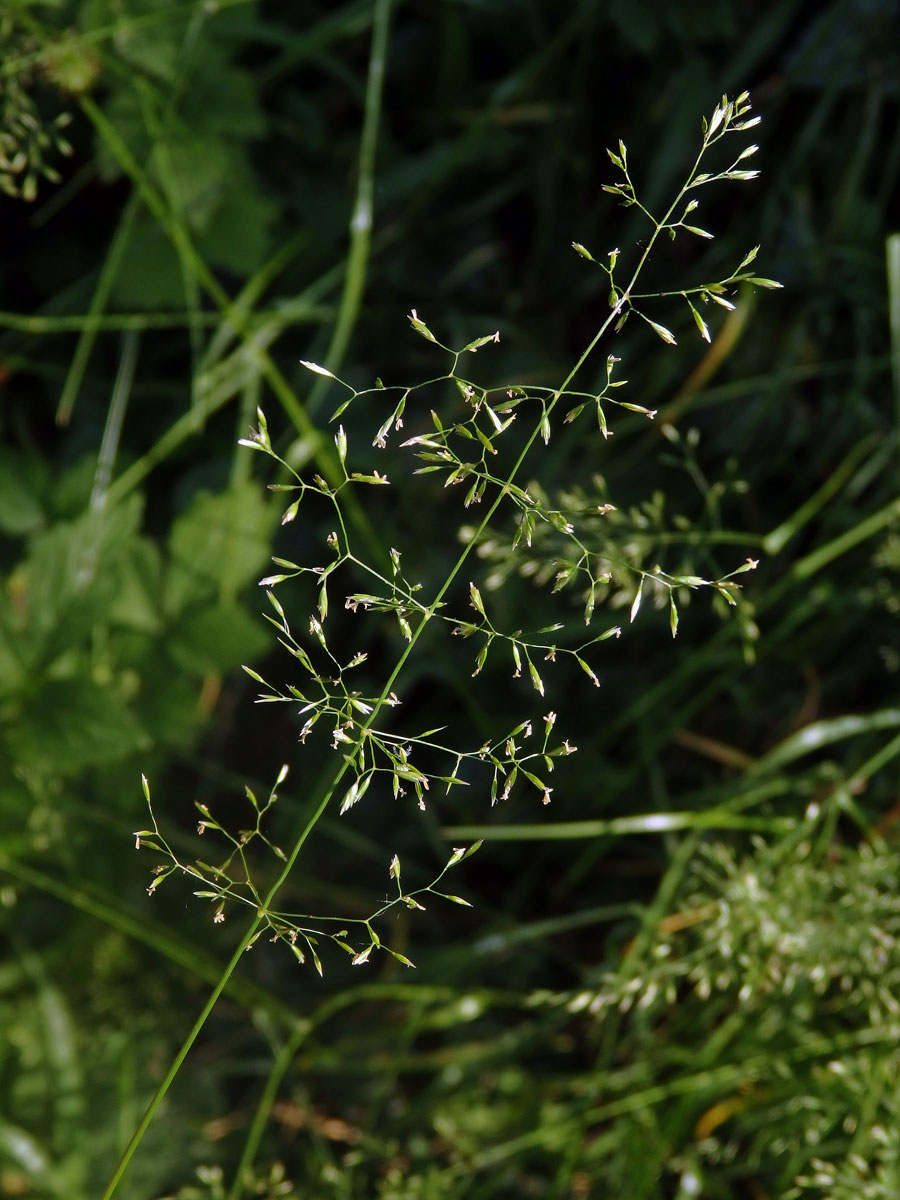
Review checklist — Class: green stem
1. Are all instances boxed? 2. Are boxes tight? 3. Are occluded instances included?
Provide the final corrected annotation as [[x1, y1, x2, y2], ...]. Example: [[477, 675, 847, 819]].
[[226, 1021, 309, 1200], [80, 95, 383, 558], [104, 99, 748, 1194], [56, 190, 140, 426], [100, 928, 260, 1200], [886, 232, 900, 474], [303, 0, 393, 418], [442, 811, 797, 841], [79, 96, 325, 460], [0, 851, 296, 1023]]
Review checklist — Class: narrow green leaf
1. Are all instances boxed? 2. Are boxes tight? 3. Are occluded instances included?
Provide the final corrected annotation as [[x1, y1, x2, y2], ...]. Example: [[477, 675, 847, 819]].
[[737, 245, 759, 270], [645, 317, 677, 345], [340, 773, 372, 815], [408, 308, 437, 342], [630, 578, 644, 623], [528, 661, 545, 697], [462, 331, 499, 352], [584, 589, 596, 624], [707, 104, 726, 136], [473, 425, 496, 455], [520, 769, 546, 791], [618, 403, 657, 418], [576, 656, 600, 687], [472, 641, 489, 676], [299, 359, 334, 378], [708, 292, 736, 310], [688, 301, 711, 343], [266, 590, 286, 621], [339, 779, 358, 815], [350, 472, 390, 485]]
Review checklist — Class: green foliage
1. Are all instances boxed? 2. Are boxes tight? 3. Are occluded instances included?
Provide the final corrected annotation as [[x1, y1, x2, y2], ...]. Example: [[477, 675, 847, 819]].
[[0, 12, 77, 201], [118, 90, 797, 1198], [0, 458, 272, 854], [85, 0, 276, 306], [137, 92, 775, 976], [2, 3, 899, 1199], [0, 943, 221, 1199]]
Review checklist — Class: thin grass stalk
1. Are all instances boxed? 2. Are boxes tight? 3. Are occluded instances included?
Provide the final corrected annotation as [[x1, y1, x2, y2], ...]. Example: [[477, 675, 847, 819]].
[[301, 0, 393, 420], [79, 96, 384, 562], [55, 191, 140, 426], [109, 93, 776, 1193]]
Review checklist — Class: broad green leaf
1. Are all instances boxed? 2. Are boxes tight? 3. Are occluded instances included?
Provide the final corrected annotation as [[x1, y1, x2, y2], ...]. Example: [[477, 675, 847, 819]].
[[0, 448, 48, 535], [168, 603, 270, 676], [165, 480, 271, 614], [5, 678, 149, 776]]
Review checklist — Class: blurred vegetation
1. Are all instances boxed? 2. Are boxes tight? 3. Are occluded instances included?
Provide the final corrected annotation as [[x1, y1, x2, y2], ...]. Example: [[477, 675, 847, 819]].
[[1, 0, 899, 1197]]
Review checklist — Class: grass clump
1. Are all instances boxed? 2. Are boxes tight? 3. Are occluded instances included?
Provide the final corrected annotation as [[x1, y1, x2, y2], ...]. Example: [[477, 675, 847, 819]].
[[2, 4, 899, 1197], [121, 91, 786, 1197]]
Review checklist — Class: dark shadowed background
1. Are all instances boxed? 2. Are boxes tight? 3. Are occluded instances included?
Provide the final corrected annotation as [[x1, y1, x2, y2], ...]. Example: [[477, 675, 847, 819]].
[[2, 1, 900, 1196]]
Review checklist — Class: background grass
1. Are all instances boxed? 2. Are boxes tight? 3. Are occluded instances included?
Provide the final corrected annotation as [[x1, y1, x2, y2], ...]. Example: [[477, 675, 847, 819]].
[[1, 0, 900, 1196]]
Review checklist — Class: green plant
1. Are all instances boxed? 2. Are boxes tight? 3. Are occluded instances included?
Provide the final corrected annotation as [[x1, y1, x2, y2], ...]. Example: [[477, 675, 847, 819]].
[[121, 91, 781, 1196], [0, 12, 80, 202], [3, 3, 899, 1196]]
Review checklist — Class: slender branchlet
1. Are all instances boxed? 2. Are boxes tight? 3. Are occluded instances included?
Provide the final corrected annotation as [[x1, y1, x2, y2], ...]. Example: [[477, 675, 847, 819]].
[[137, 92, 779, 973]]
